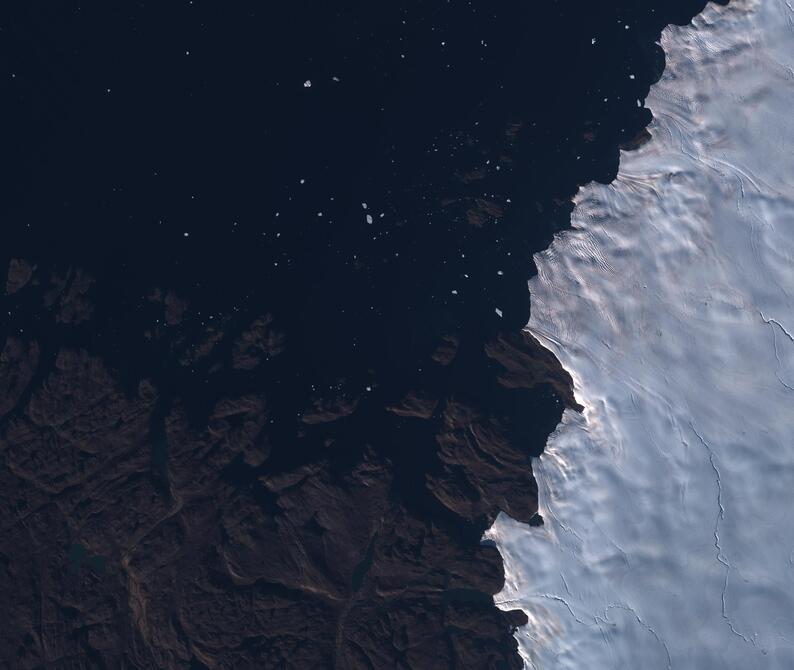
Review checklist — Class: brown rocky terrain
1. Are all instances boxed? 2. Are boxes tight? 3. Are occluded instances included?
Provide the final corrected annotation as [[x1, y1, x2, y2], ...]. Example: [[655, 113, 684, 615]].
[[0, 261, 576, 669]]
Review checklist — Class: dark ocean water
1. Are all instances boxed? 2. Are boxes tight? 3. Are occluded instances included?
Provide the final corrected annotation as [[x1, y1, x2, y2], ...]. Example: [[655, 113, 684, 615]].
[[2, 0, 718, 354], [0, 0, 718, 488]]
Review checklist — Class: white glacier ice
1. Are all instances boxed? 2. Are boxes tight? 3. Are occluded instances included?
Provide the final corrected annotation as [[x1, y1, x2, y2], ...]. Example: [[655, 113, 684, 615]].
[[487, 0, 794, 667]]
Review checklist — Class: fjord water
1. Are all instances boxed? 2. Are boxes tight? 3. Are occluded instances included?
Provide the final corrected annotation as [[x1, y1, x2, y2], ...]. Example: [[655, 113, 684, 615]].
[[488, 1, 794, 667]]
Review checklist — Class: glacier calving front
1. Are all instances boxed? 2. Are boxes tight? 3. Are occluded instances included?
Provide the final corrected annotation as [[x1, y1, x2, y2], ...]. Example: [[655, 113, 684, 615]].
[[488, 1, 794, 667]]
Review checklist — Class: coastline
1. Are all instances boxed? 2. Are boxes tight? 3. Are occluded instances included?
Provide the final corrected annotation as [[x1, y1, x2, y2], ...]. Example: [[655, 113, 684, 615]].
[[0, 1, 728, 667]]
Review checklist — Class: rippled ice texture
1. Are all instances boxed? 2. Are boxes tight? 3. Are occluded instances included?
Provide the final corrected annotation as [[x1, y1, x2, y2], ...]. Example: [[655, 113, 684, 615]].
[[487, 1, 794, 667]]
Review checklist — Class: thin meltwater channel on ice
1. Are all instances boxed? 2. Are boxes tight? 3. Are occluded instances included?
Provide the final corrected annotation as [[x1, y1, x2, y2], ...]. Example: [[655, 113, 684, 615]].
[[487, 1, 794, 668]]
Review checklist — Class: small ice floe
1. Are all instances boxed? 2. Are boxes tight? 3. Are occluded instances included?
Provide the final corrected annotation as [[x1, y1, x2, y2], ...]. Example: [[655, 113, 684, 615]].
[[366, 214, 373, 224], [303, 80, 312, 88]]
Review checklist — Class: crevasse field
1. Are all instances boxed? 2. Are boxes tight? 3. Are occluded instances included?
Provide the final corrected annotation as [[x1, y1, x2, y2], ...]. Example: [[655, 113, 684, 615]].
[[487, 0, 794, 667]]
